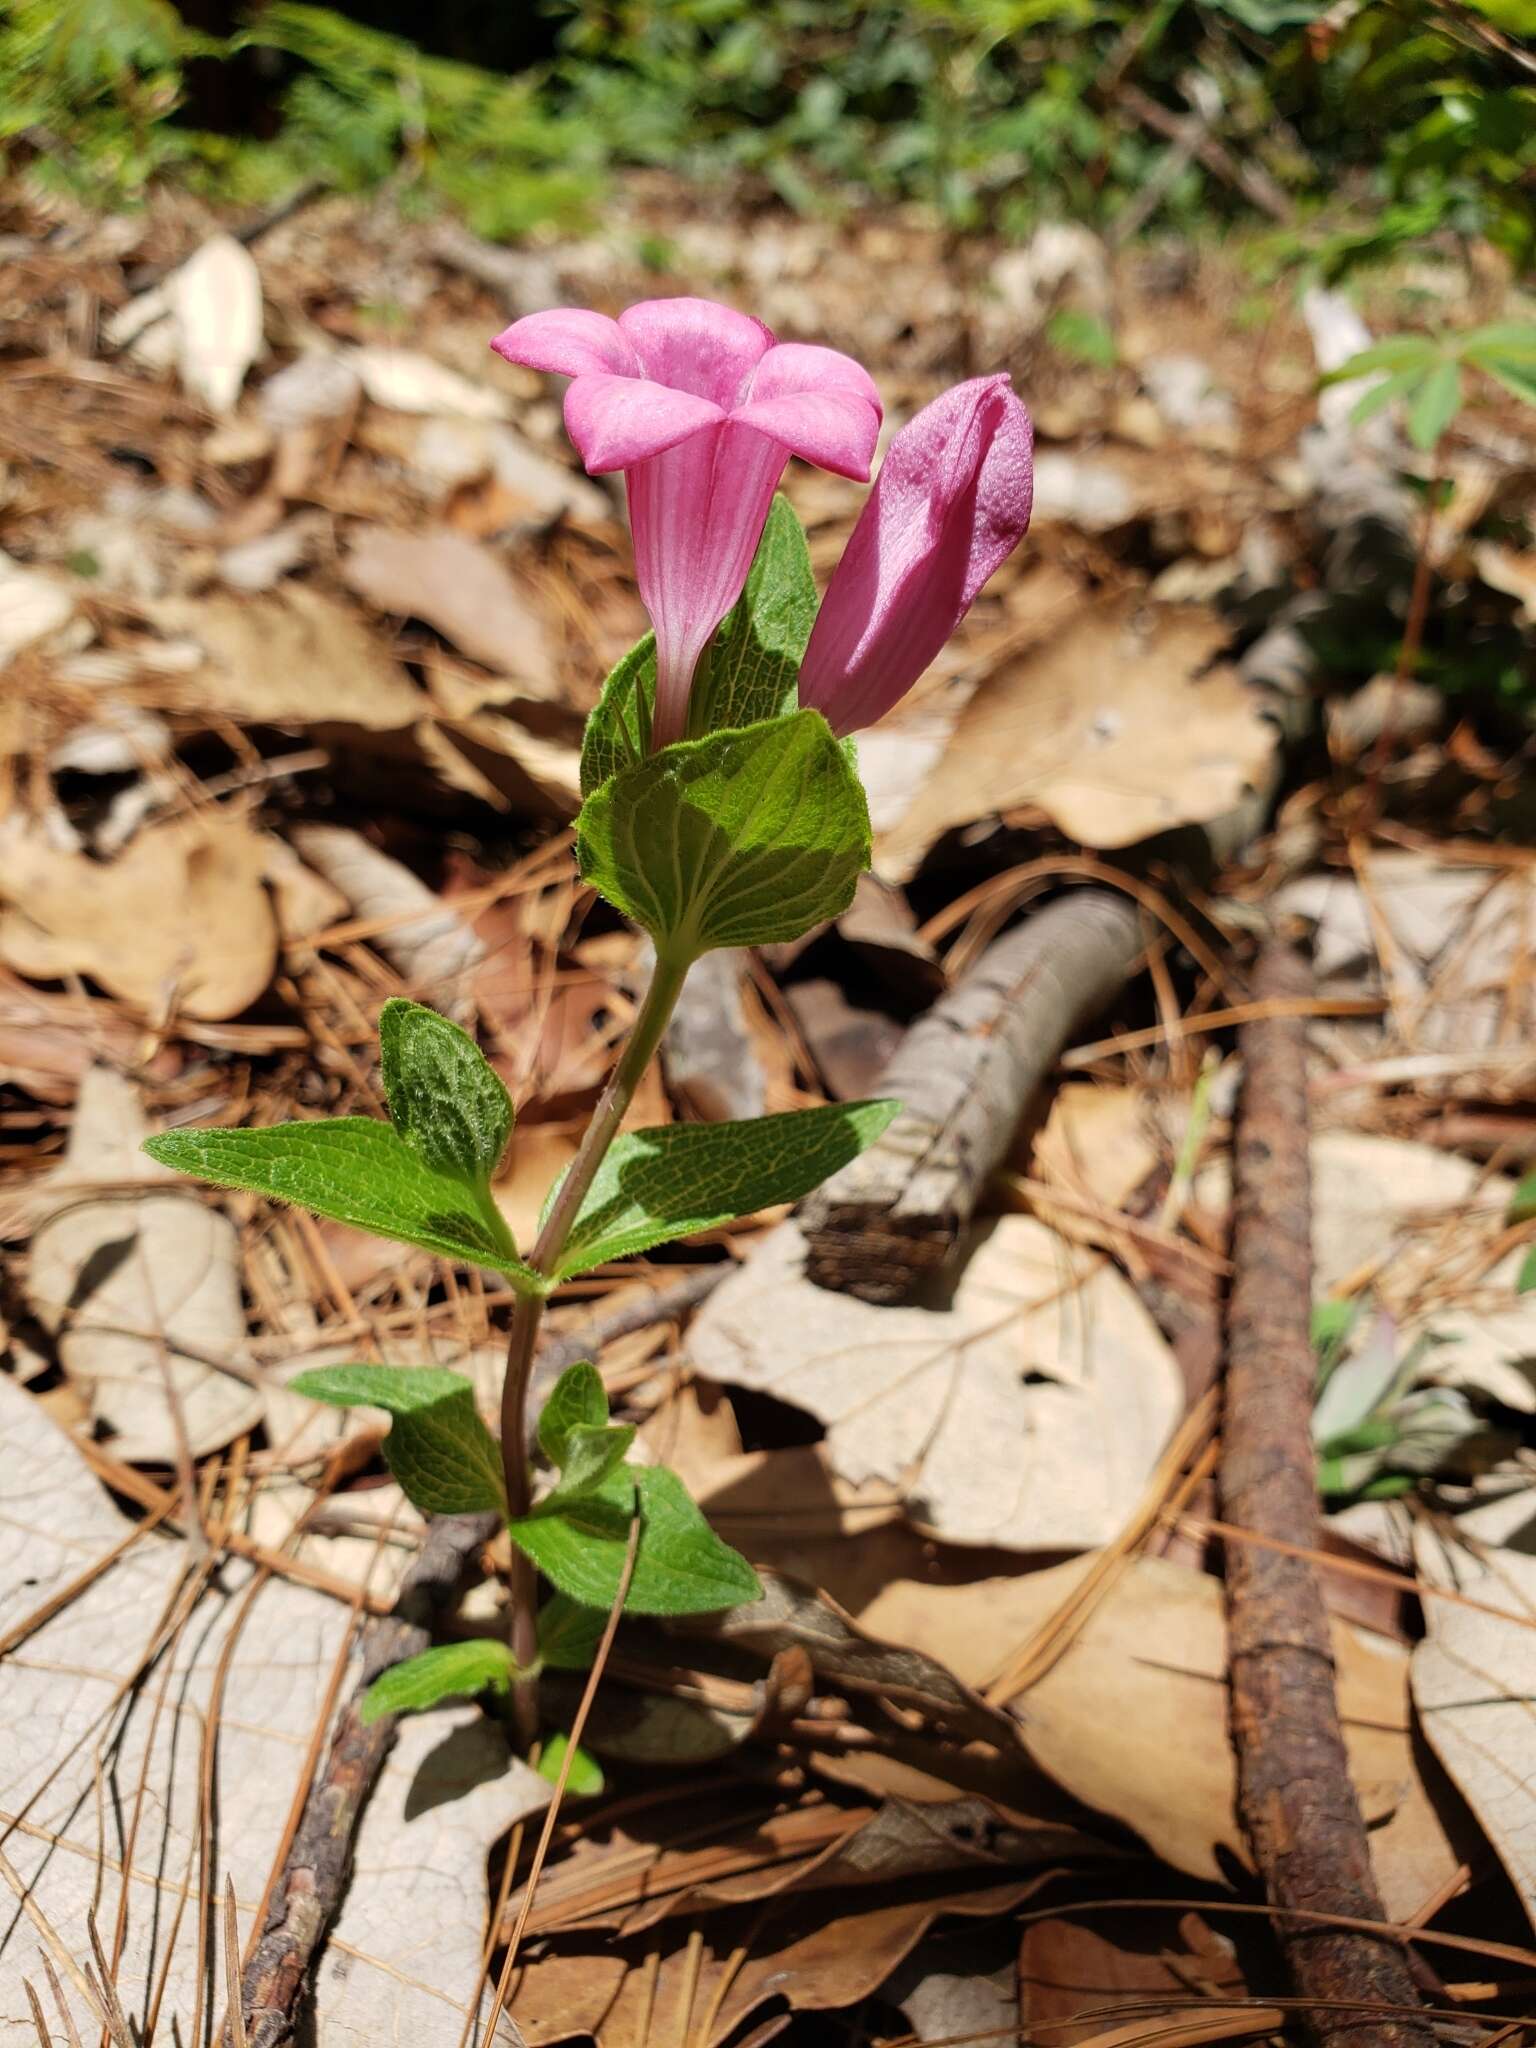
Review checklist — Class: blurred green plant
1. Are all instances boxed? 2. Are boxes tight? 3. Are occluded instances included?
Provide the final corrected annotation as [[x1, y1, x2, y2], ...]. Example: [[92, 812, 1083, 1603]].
[[1, 0, 1532, 277], [1324, 321, 1536, 452], [1311, 1303, 1489, 1503]]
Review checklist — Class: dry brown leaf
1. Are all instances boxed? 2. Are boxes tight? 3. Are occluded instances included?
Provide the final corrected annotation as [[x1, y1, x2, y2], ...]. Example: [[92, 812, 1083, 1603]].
[[341, 526, 559, 693], [166, 233, 264, 412], [142, 582, 427, 730], [876, 599, 1275, 877], [511, 1877, 1052, 2047], [291, 822, 484, 1012], [1197, 1132, 1536, 1413], [0, 809, 278, 1021], [1019, 1909, 1252, 2041], [27, 1064, 264, 1459], [1413, 1517, 1536, 1931], [1029, 1082, 1167, 1250], [689, 1216, 1184, 1552], [995, 1552, 1467, 1919], [349, 344, 510, 419], [0, 551, 74, 661], [418, 712, 583, 816]]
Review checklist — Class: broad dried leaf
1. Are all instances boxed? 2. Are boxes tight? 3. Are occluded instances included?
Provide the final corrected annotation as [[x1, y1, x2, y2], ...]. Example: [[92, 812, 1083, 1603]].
[[28, 1065, 264, 1459], [0, 811, 278, 1022], [292, 823, 484, 1014], [689, 1217, 1184, 1552], [996, 1552, 1467, 1919], [341, 527, 558, 693], [165, 233, 264, 412], [0, 1375, 345, 2029], [349, 344, 510, 419], [876, 599, 1274, 877], [142, 583, 427, 730], [1414, 1520, 1536, 1931]]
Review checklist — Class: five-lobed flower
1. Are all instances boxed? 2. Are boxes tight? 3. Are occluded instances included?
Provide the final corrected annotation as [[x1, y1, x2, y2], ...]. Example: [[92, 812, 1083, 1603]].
[[492, 296, 882, 749]]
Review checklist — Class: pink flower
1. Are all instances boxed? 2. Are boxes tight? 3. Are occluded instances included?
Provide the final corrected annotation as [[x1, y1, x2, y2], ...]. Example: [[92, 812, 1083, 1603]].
[[797, 374, 1033, 737], [492, 297, 882, 749]]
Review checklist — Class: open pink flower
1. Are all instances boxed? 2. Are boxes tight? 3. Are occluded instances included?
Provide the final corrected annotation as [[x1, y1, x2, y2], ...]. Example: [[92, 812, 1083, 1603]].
[[492, 297, 881, 749], [798, 374, 1033, 737]]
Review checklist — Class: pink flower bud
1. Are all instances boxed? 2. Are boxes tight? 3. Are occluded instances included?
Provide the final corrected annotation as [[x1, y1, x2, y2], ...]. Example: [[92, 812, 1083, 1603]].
[[797, 375, 1033, 737], [492, 298, 881, 750]]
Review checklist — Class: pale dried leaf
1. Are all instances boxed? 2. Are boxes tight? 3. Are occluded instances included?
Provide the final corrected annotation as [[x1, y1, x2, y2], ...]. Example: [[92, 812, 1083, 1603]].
[[998, 1552, 1465, 1918], [314, 1708, 547, 2048], [27, 1065, 263, 1459], [165, 233, 264, 413], [349, 345, 509, 420], [290, 823, 484, 1012], [142, 583, 426, 730], [877, 599, 1275, 877], [0, 810, 278, 1022], [341, 527, 558, 693], [689, 1216, 1184, 1552], [0, 1375, 348, 2035], [0, 553, 74, 662], [1413, 1520, 1536, 1931]]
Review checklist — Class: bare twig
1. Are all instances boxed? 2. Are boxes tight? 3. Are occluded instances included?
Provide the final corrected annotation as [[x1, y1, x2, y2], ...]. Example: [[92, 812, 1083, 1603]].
[[1221, 938, 1434, 2048], [238, 1511, 498, 2048]]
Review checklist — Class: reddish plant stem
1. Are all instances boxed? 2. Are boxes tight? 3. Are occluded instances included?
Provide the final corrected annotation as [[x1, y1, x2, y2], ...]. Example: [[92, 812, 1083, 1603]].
[[497, 950, 692, 1740]]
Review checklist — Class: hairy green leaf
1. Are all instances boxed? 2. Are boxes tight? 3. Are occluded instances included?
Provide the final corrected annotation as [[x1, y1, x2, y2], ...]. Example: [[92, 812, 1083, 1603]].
[[1507, 1172, 1536, 1224], [360, 1639, 518, 1724], [508, 1464, 761, 1616], [143, 1118, 540, 1291], [537, 1731, 604, 1796], [378, 997, 512, 1186], [577, 708, 870, 958], [579, 494, 813, 796], [555, 1098, 900, 1277], [537, 1593, 606, 1671], [291, 1364, 507, 1515], [546, 1422, 636, 1503], [537, 1360, 608, 1466]]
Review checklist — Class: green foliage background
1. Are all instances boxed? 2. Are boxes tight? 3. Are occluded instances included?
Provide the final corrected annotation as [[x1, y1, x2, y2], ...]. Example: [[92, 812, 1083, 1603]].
[[2, 0, 1533, 272]]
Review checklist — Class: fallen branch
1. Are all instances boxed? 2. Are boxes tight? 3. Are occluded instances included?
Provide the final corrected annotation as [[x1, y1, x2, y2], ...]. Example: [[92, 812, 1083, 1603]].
[[1221, 938, 1433, 2048], [240, 1510, 498, 2048], [799, 887, 1145, 1303]]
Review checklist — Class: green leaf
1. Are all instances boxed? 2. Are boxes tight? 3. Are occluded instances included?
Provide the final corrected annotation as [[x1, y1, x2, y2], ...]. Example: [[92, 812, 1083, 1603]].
[[547, 1421, 636, 1502], [1460, 322, 1536, 366], [143, 1118, 540, 1292], [537, 1731, 604, 1797], [579, 494, 814, 796], [554, 1098, 900, 1278], [1406, 358, 1463, 451], [1518, 1247, 1536, 1295], [576, 708, 871, 959], [291, 1364, 507, 1515], [1507, 1173, 1536, 1225], [537, 1592, 607, 1671], [537, 1360, 608, 1466], [1046, 307, 1117, 368], [1321, 336, 1440, 384], [1347, 365, 1428, 429], [1477, 356, 1536, 410], [508, 1464, 761, 1616], [360, 1639, 518, 1724], [378, 997, 511, 1186]]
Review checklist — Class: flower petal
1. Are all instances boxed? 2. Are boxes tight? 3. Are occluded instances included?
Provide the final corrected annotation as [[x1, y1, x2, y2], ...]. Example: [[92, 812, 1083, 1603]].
[[799, 375, 1033, 736], [732, 341, 883, 478], [490, 308, 641, 379], [564, 374, 726, 475], [617, 297, 775, 409]]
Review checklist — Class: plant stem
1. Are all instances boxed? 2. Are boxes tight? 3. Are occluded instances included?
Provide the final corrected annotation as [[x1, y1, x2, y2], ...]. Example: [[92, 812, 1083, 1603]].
[[497, 948, 693, 1743]]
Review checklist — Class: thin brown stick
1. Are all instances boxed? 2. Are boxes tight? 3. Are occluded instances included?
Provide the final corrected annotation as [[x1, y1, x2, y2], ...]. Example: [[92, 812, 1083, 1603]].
[[238, 1511, 498, 2048], [1221, 938, 1433, 2048]]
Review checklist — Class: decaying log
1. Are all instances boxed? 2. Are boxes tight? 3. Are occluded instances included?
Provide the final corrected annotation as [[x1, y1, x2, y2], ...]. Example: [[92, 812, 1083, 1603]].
[[240, 1510, 499, 2048], [1222, 940, 1433, 2048], [799, 887, 1144, 1303]]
